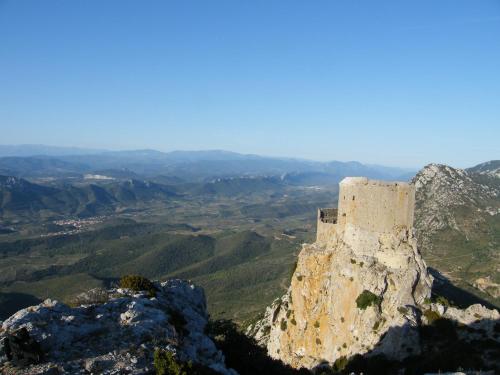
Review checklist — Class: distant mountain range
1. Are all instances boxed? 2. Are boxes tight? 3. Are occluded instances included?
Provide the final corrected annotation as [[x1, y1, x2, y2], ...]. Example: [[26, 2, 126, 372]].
[[0, 144, 415, 182]]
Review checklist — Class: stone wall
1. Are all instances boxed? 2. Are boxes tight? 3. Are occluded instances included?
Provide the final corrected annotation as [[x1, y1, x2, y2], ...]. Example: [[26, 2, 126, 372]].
[[336, 177, 415, 234], [316, 208, 338, 243]]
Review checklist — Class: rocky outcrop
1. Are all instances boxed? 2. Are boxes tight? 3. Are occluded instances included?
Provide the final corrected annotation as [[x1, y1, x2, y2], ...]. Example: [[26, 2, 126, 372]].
[[249, 177, 500, 371], [251, 226, 432, 369], [412, 163, 500, 306], [0, 279, 235, 375], [413, 163, 499, 252]]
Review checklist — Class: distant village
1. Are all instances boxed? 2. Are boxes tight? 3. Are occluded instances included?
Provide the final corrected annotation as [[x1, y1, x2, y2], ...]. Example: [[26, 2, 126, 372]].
[[40, 216, 105, 237]]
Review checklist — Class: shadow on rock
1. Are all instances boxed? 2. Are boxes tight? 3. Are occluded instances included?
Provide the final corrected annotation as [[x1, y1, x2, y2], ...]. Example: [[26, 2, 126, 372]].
[[315, 317, 500, 375], [429, 267, 498, 310], [208, 320, 310, 375], [0, 293, 42, 321]]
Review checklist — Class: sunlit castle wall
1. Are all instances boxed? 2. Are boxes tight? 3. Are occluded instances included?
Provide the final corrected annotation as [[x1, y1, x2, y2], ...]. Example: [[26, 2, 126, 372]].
[[336, 177, 415, 234]]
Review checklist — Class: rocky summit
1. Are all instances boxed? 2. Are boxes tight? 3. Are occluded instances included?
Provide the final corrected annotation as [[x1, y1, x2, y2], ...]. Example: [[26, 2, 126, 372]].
[[413, 163, 500, 304], [0, 279, 235, 375], [249, 177, 500, 371]]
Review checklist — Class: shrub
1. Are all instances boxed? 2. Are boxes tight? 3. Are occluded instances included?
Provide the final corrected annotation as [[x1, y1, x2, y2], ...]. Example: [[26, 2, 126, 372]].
[[290, 318, 297, 326], [435, 296, 450, 307], [397, 306, 409, 315], [332, 356, 348, 371], [355, 290, 381, 310], [314, 321, 320, 328], [153, 349, 217, 375], [423, 309, 440, 324], [350, 259, 356, 264], [154, 349, 187, 375], [296, 275, 303, 281], [280, 319, 287, 331], [120, 275, 156, 296], [316, 338, 321, 345]]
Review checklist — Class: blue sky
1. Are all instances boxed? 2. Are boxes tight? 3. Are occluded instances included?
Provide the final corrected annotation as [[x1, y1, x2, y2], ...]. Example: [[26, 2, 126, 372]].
[[0, 0, 499, 168]]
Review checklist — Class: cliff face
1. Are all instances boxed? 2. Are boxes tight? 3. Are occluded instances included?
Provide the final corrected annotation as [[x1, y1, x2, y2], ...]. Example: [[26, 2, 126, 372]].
[[249, 177, 499, 370]]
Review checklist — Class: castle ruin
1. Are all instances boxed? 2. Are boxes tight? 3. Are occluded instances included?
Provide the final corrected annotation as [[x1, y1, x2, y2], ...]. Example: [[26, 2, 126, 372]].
[[317, 177, 415, 243]]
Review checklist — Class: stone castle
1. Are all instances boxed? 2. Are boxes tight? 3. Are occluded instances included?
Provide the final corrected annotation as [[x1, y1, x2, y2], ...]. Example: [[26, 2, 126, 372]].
[[251, 176, 434, 369], [317, 177, 416, 243]]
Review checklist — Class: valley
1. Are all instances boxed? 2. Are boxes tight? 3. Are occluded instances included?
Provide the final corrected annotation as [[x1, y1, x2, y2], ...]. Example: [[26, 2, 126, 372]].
[[0, 149, 498, 328]]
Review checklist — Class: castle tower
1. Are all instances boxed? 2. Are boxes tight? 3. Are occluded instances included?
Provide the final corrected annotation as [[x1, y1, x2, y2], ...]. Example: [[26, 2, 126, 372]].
[[317, 177, 415, 242]]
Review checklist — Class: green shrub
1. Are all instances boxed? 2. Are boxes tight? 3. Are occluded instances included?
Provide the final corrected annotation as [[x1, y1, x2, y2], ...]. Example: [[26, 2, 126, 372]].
[[314, 321, 320, 328], [296, 275, 303, 281], [350, 259, 356, 264], [355, 290, 381, 310], [120, 275, 156, 296], [423, 309, 441, 324], [397, 306, 409, 315], [154, 349, 186, 375], [280, 319, 287, 331], [316, 338, 321, 345], [153, 349, 217, 375], [290, 318, 297, 326], [435, 296, 450, 307], [332, 356, 348, 371]]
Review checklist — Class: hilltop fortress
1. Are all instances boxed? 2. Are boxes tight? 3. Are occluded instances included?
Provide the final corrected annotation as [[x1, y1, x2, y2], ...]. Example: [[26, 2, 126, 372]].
[[250, 177, 435, 368]]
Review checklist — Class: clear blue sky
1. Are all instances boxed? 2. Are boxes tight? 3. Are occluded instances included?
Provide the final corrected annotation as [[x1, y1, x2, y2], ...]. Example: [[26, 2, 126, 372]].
[[0, 1, 499, 168]]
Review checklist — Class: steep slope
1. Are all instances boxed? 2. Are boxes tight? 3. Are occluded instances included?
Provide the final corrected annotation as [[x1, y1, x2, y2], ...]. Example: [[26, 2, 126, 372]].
[[413, 163, 500, 305]]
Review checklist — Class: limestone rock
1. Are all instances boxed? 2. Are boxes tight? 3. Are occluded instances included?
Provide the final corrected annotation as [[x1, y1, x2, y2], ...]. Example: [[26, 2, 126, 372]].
[[0, 279, 236, 374], [250, 177, 499, 370], [251, 178, 433, 369]]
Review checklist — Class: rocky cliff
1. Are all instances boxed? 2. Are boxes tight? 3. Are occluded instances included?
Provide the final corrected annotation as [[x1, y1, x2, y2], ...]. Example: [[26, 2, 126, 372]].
[[0, 279, 236, 375], [413, 163, 500, 304], [249, 177, 500, 371]]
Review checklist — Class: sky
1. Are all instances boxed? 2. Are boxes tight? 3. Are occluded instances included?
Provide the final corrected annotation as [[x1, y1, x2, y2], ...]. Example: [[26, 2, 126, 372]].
[[0, 1, 499, 168]]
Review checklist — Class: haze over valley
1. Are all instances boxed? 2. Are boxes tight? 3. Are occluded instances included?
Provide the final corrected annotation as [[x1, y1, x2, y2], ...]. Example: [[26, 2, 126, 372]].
[[1, 145, 498, 327]]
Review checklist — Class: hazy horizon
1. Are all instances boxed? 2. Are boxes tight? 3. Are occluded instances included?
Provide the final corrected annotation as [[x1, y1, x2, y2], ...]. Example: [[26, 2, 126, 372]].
[[0, 143, 495, 170], [1, 1, 499, 168]]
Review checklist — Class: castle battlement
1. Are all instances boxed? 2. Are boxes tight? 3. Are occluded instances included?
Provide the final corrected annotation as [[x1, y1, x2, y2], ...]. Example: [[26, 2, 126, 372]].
[[317, 177, 415, 242]]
